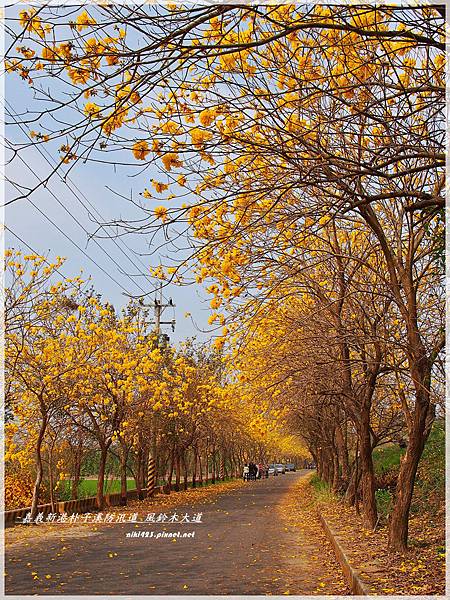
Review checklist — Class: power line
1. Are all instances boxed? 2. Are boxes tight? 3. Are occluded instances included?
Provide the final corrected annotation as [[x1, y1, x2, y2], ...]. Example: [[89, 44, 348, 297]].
[[4, 124, 148, 296], [5, 100, 164, 300], [6, 176, 133, 295], [5, 224, 94, 300], [5, 107, 153, 294]]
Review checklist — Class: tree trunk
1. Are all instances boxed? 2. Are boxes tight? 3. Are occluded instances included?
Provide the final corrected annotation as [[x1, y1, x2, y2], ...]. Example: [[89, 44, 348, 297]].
[[167, 446, 175, 493], [388, 387, 430, 550], [155, 453, 160, 489], [230, 453, 236, 478], [182, 451, 188, 491], [310, 449, 318, 472], [48, 444, 55, 512], [192, 448, 198, 488], [331, 447, 340, 493], [345, 449, 360, 507], [359, 411, 377, 529], [134, 446, 141, 500], [175, 450, 181, 491], [316, 448, 323, 479], [322, 448, 332, 485], [335, 420, 350, 485], [222, 450, 227, 480], [359, 203, 440, 548], [198, 452, 203, 485], [30, 415, 47, 521], [96, 445, 109, 510], [119, 442, 129, 506], [71, 445, 82, 500], [141, 449, 148, 491], [211, 447, 216, 483]]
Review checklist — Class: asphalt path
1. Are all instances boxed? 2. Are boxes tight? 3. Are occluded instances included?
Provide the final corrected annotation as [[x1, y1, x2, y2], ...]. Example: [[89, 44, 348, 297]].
[[5, 471, 345, 595]]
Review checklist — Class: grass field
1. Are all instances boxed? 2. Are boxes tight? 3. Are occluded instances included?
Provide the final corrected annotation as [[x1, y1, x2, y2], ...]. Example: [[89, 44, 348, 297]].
[[61, 478, 138, 499], [309, 473, 334, 501], [309, 420, 444, 519], [372, 444, 405, 475], [61, 476, 235, 499], [372, 420, 444, 516]]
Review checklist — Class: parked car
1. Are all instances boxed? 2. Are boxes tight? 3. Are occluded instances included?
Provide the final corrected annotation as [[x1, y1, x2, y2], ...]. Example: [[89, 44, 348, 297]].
[[285, 463, 296, 472], [268, 464, 278, 476], [275, 463, 285, 474]]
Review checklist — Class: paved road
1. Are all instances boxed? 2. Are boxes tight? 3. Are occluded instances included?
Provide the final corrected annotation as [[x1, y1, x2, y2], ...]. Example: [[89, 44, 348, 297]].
[[5, 471, 346, 595]]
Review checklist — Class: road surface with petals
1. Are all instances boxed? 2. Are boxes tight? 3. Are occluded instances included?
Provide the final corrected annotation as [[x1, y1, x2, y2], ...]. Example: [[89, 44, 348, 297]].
[[5, 470, 348, 595]]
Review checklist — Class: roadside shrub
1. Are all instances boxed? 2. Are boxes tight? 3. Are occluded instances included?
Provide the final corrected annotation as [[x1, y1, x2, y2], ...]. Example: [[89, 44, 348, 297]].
[[4, 471, 34, 510], [372, 444, 405, 475], [309, 474, 335, 502], [412, 420, 444, 515], [375, 468, 398, 494], [375, 488, 393, 519]]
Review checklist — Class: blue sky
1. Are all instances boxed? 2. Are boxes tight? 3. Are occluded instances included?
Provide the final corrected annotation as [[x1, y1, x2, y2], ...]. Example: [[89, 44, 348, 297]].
[[5, 70, 214, 345]]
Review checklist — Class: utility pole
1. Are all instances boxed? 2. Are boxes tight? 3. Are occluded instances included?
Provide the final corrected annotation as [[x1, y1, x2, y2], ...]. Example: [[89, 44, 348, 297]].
[[123, 284, 176, 497], [146, 283, 176, 496], [151, 283, 176, 348]]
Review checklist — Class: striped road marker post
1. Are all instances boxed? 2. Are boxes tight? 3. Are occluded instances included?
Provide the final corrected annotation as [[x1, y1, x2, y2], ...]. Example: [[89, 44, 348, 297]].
[[147, 454, 156, 497], [219, 457, 225, 481]]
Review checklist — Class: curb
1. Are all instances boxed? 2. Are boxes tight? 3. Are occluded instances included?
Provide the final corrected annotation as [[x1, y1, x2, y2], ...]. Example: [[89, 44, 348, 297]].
[[318, 512, 371, 596]]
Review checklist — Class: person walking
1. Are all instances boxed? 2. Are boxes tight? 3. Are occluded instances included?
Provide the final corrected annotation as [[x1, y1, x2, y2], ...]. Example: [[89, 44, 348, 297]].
[[243, 464, 250, 481]]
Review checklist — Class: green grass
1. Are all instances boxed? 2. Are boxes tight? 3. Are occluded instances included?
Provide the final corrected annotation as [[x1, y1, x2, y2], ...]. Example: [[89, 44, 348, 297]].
[[372, 444, 405, 475], [60, 475, 238, 500], [309, 420, 444, 519], [309, 473, 335, 502], [373, 420, 445, 517], [60, 478, 137, 499], [375, 488, 393, 517], [411, 420, 445, 514]]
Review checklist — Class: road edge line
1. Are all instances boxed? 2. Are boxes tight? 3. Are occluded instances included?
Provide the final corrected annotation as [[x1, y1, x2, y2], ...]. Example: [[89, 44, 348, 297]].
[[318, 511, 371, 596]]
